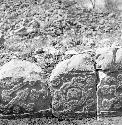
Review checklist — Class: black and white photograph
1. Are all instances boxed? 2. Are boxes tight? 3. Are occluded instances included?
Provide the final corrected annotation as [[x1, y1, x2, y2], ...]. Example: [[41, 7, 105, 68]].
[[0, 0, 122, 124]]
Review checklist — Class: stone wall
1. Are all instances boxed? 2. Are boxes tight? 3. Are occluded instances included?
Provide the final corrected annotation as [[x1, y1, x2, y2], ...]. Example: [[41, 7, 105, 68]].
[[50, 46, 122, 119], [1, 46, 122, 119]]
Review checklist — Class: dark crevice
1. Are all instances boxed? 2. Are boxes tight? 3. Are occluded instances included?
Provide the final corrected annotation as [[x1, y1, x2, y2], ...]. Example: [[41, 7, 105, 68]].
[[94, 61, 100, 85], [113, 47, 119, 64]]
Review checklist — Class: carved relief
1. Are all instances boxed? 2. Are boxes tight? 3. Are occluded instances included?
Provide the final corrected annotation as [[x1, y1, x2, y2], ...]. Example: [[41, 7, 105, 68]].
[[0, 59, 51, 115], [50, 53, 97, 116]]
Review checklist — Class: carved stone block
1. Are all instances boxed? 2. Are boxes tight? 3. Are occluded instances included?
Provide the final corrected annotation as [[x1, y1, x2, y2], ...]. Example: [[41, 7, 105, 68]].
[[50, 52, 97, 118], [0, 59, 51, 117], [96, 47, 122, 117]]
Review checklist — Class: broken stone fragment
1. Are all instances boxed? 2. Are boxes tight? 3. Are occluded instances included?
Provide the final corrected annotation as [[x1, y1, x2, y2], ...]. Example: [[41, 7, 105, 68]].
[[50, 52, 97, 117], [95, 47, 122, 71], [95, 47, 115, 71], [0, 59, 51, 116]]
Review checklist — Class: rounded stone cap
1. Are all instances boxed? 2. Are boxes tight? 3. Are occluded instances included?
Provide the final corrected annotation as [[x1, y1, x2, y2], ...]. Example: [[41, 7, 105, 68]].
[[0, 59, 42, 80], [50, 53, 95, 82], [95, 46, 122, 71], [95, 47, 114, 70]]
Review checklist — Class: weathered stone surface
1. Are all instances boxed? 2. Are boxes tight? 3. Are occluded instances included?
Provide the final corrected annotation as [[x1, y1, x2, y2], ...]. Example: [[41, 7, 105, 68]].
[[95, 47, 116, 71], [95, 46, 122, 71], [0, 59, 51, 116], [50, 52, 97, 117], [96, 47, 122, 116]]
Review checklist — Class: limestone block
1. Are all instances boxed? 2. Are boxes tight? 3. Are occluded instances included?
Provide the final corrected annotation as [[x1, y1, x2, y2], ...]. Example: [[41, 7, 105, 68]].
[[0, 59, 51, 116], [50, 53, 97, 117], [96, 47, 122, 116]]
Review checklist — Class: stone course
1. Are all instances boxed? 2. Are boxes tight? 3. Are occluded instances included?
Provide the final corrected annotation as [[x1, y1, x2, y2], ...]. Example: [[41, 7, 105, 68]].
[[1, 47, 122, 118]]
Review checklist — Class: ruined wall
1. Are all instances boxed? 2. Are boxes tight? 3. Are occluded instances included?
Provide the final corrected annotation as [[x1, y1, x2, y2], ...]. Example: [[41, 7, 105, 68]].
[[49, 46, 122, 119], [1, 46, 122, 119]]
